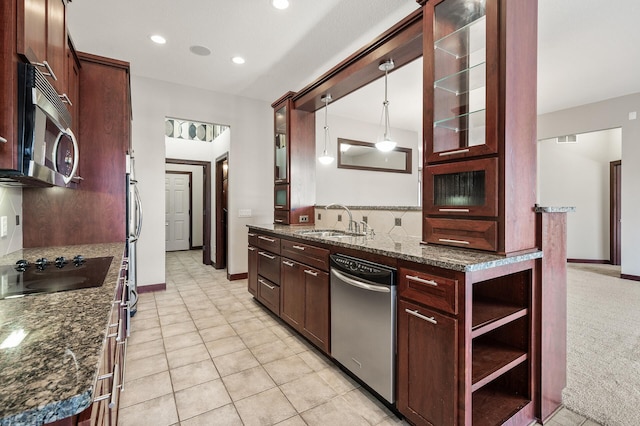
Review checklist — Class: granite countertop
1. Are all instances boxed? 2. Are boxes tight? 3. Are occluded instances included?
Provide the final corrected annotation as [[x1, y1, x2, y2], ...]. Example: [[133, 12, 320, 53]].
[[0, 243, 125, 426], [249, 224, 542, 272]]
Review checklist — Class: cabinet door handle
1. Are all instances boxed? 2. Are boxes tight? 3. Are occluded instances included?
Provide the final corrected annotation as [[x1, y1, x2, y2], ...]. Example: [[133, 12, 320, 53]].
[[439, 148, 470, 157], [258, 236, 276, 242], [248, 233, 257, 237], [406, 275, 438, 287], [275, 205, 284, 209], [304, 269, 318, 277], [259, 252, 276, 260], [35, 60, 58, 81], [0, 136, 7, 144], [258, 279, 276, 290], [59, 93, 73, 106], [282, 260, 295, 267], [108, 363, 119, 409], [292, 245, 305, 251], [405, 309, 437, 325], [439, 238, 470, 245], [274, 219, 284, 223], [248, 246, 257, 251], [438, 208, 470, 213]]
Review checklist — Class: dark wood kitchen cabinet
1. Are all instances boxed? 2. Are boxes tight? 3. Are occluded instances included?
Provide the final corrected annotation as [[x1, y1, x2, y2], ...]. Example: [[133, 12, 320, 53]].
[[422, 0, 538, 255], [247, 232, 258, 296], [397, 260, 536, 426], [0, 0, 21, 170], [271, 92, 316, 225]]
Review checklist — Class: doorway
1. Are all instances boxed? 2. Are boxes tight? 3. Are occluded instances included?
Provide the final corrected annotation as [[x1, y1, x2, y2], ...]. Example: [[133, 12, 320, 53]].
[[166, 159, 212, 266], [165, 171, 192, 251], [215, 153, 229, 269], [610, 160, 621, 265]]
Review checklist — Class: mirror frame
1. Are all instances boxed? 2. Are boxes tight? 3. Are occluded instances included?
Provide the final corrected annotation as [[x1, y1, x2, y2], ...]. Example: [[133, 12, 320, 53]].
[[337, 138, 412, 174]]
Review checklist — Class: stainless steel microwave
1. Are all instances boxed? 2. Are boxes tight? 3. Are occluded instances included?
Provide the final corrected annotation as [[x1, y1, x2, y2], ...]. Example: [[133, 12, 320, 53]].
[[0, 62, 79, 187]]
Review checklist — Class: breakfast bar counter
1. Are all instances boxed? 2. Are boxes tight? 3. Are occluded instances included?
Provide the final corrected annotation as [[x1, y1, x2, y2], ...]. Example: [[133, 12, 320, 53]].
[[0, 243, 125, 426]]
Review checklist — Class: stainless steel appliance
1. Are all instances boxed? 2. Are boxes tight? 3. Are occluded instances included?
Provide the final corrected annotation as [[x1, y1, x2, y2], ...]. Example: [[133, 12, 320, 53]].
[[330, 254, 397, 404], [0, 62, 79, 187], [0, 256, 113, 300], [126, 154, 142, 316]]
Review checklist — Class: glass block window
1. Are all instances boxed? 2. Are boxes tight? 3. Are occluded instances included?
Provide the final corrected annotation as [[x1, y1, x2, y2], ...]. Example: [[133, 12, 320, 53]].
[[165, 117, 229, 142]]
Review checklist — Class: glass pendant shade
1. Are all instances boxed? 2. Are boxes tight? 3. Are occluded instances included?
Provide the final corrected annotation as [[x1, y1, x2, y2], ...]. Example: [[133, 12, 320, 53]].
[[318, 94, 334, 165], [376, 60, 397, 153]]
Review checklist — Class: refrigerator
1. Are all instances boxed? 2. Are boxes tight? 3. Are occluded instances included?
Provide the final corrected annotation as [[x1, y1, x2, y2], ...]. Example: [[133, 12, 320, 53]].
[[126, 153, 142, 317]]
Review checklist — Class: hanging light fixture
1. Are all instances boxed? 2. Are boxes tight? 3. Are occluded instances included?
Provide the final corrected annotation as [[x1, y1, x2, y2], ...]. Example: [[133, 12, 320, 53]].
[[318, 94, 335, 165], [376, 60, 397, 152]]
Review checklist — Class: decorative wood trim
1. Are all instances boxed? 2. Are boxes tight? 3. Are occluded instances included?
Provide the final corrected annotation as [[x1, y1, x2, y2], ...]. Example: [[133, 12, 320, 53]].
[[138, 283, 166, 293], [621, 274, 640, 282], [292, 8, 423, 112], [76, 51, 130, 70], [610, 160, 622, 265], [228, 272, 248, 281], [567, 259, 610, 264]]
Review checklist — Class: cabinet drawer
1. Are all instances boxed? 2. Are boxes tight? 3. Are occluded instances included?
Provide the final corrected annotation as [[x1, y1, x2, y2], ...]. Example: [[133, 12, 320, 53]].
[[274, 210, 289, 225], [281, 239, 330, 271], [255, 234, 281, 253], [258, 250, 281, 284], [425, 217, 497, 252], [257, 276, 280, 315], [399, 268, 458, 315]]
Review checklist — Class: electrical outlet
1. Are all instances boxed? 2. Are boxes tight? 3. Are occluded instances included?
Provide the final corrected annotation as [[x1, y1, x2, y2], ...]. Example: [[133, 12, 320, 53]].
[[338, 214, 342, 222], [1, 216, 7, 237], [317, 213, 322, 220], [395, 218, 402, 226], [15, 215, 19, 226], [362, 216, 368, 223], [299, 215, 309, 223]]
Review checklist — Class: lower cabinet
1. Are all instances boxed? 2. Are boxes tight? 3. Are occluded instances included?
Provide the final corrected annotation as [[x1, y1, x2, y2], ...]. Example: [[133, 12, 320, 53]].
[[397, 299, 458, 426], [247, 245, 258, 296]]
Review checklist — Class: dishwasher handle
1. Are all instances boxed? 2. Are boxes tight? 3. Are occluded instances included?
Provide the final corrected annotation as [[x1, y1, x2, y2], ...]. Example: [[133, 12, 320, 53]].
[[331, 269, 391, 293]]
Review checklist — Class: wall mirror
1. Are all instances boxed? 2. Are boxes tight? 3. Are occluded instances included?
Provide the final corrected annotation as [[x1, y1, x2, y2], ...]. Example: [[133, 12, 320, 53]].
[[338, 138, 412, 173]]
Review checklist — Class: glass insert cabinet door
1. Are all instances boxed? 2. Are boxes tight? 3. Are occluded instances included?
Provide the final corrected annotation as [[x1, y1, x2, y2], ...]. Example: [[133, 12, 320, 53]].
[[274, 105, 288, 183], [426, 0, 498, 162]]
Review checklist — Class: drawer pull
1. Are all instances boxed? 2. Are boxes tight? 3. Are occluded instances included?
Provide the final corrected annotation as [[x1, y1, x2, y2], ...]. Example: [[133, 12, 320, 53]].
[[248, 246, 257, 251], [292, 245, 305, 251], [248, 233, 257, 237], [258, 236, 276, 242], [259, 252, 276, 260], [439, 238, 470, 245], [258, 279, 276, 290], [282, 260, 295, 267], [439, 148, 470, 157], [438, 208, 470, 213], [274, 219, 284, 223], [275, 205, 284, 209], [406, 275, 438, 287], [0, 136, 7, 144], [405, 309, 438, 325], [109, 364, 119, 408], [304, 269, 318, 277]]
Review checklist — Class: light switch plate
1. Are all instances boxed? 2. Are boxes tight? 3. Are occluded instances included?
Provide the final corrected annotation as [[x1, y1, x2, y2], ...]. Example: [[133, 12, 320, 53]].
[[1, 216, 7, 238], [238, 209, 252, 218]]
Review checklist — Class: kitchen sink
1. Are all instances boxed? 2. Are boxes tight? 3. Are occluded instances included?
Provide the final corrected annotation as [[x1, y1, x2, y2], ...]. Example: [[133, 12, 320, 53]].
[[297, 230, 364, 239]]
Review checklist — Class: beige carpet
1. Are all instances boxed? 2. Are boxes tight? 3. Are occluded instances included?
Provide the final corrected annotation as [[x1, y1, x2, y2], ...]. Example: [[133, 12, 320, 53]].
[[563, 263, 640, 426]]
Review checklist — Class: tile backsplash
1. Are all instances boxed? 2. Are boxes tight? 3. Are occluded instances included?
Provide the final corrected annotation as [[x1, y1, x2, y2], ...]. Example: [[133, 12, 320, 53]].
[[315, 206, 421, 237], [0, 187, 23, 256]]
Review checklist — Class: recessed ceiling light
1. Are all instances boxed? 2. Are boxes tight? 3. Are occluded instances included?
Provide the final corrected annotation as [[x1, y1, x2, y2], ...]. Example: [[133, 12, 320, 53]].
[[232, 56, 246, 65], [150, 34, 166, 44], [190, 45, 211, 56], [272, 0, 289, 10]]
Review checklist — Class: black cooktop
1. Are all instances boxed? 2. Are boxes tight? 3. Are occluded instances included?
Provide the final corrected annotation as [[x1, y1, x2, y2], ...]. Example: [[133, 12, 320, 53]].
[[0, 256, 113, 300]]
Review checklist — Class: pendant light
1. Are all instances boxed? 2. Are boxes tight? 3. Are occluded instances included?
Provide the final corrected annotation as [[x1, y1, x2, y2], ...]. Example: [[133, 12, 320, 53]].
[[376, 60, 397, 152], [318, 94, 335, 165]]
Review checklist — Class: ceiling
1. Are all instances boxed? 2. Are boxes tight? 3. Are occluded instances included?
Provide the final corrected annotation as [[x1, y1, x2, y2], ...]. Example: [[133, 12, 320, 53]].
[[67, 0, 640, 131]]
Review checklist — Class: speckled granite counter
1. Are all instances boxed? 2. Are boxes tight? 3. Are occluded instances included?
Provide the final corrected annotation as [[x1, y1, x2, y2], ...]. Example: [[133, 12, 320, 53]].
[[0, 243, 125, 426], [248, 224, 542, 272]]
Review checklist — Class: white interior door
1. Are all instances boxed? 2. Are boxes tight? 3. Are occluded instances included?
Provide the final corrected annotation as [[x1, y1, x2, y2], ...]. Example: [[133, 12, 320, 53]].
[[165, 172, 190, 251]]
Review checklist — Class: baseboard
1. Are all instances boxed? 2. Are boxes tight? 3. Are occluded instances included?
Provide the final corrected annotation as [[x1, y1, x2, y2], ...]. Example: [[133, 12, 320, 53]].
[[228, 272, 248, 281], [567, 259, 610, 264], [621, 274, 640, 282], [137, 283, 167, 293]]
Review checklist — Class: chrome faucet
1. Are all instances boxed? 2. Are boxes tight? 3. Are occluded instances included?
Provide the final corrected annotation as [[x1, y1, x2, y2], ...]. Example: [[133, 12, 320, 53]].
[[325, 203, 358, 233]]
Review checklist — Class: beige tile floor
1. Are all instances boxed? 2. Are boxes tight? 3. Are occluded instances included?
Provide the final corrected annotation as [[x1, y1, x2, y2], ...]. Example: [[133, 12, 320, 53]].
[[118, 250, 600, 426]]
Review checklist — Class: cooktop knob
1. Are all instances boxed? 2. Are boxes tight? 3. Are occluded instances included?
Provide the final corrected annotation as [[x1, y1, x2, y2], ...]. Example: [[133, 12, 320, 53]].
[[35, 258, 49, 270], [73, 255, 85, 266], [55, 257, 68, 268], [15, 259, 29, 271]]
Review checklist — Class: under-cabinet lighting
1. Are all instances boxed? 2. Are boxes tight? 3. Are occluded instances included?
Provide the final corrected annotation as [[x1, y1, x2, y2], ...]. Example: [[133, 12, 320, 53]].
[[0, 329, 28, 349]]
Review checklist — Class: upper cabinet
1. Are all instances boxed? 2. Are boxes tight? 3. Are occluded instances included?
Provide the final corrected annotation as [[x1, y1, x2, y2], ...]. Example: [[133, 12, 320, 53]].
[[271, 92, 316, 225], [423, 0, 538, 255], [17, 0, 68, 95]]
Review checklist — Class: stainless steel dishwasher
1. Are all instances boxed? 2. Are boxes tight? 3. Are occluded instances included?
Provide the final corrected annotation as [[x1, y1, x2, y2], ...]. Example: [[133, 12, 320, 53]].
[[330, 254, 396, 404]]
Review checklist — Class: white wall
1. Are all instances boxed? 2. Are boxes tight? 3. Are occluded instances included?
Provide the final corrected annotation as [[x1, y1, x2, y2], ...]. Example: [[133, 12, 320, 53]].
[[537, 129, 621, 261], [537, 92, 640, 277], [165, 163, 204, 248], [316, 114, 421, 206], [0, 187, 22, 255], [130, 76, 272, 287]]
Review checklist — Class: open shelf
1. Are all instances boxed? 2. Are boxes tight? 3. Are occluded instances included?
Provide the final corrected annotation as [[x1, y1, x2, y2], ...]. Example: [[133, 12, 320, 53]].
[[472, 339, 527, 391], [435, 62, 486, 95], [472, 384, 530, 426], [435, 15, 486, 59], [472, 299, 528, 338]]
